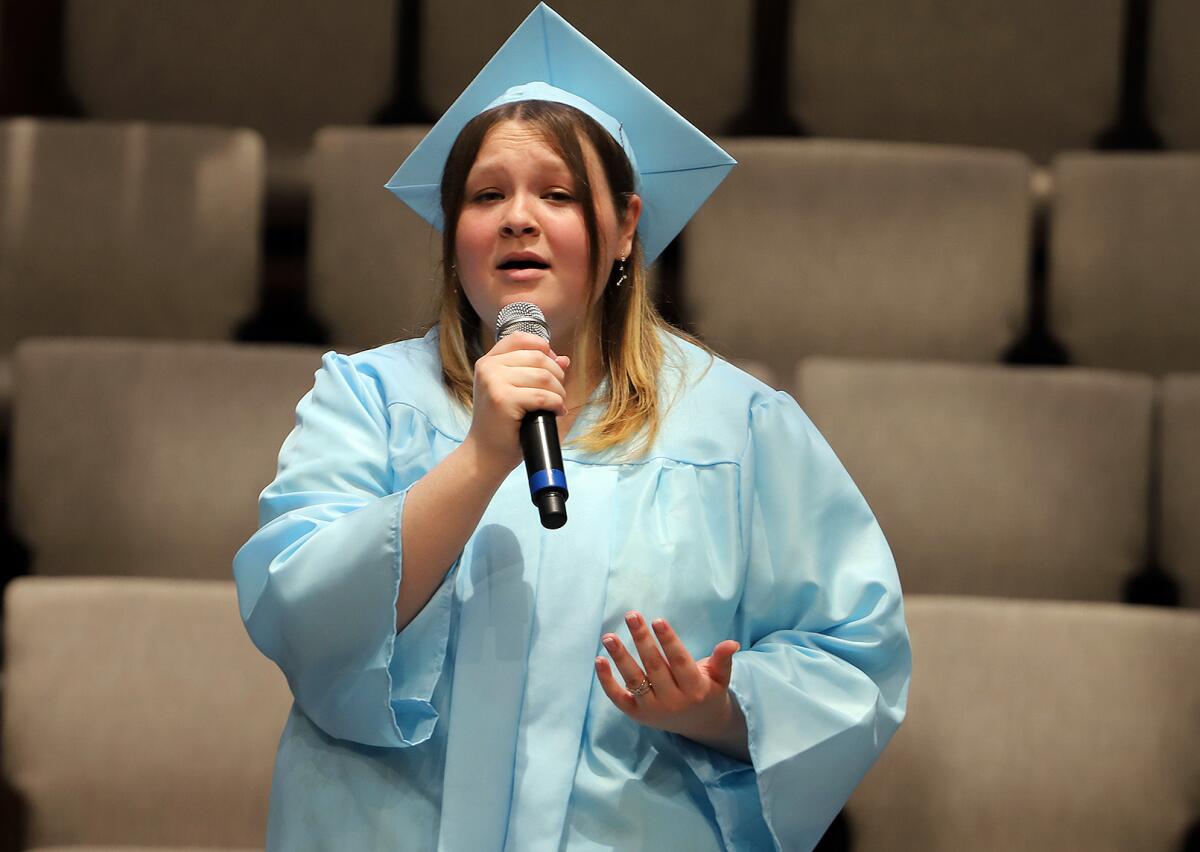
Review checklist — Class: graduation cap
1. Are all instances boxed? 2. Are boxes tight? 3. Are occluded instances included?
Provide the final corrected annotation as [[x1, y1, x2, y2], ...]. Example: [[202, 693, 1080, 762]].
[[384, 2, 736, 264]]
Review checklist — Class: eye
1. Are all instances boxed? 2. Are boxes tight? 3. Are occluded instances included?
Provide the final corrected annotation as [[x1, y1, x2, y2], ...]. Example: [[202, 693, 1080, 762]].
[[471, 190, 502, 202], [545, 190, 575, 202]]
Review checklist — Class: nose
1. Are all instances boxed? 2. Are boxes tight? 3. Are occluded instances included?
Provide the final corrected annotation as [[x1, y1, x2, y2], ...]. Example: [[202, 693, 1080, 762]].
[[500, 192, 539, 237]]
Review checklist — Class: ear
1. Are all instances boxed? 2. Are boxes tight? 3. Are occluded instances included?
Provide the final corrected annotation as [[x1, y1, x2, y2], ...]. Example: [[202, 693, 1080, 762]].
[[618, 194, 643, 257]]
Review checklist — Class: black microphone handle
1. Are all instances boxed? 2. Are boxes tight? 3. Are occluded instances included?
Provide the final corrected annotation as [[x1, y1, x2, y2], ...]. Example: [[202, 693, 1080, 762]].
[[520, 409, 568, 529]]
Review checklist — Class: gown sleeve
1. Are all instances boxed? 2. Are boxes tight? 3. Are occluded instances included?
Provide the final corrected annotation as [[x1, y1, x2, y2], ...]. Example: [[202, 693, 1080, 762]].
[[670, 391, 912, 851], [232, 351, 456, 748]]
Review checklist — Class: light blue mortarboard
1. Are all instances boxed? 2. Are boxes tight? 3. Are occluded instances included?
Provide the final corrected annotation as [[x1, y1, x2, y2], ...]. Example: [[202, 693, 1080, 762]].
[[384, 2, 736, 265]]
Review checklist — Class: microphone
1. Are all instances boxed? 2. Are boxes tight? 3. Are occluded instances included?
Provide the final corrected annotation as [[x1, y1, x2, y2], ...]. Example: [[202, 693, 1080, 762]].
[[495, 302, 568, 529]]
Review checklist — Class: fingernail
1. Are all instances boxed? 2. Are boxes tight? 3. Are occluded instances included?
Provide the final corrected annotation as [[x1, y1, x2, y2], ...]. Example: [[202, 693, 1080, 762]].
[[625, 611, 640, 626], [602, 635, 617, 651], [653, 618, 668, 631]]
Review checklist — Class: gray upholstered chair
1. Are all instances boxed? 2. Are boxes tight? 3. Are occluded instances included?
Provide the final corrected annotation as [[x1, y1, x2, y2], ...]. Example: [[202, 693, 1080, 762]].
[[63, 0, 395, 218], [2, 575, 289, 851], [9, 338, 323, 580], [309, 125, 439, 350], [420, 0, 750, 135], [847, 594, 1200, 851], [0, 119, 263, 438], [1149, 0, 1200, 150], [685, 139, 1031, 382], [1049, 152, 1200, 374], [789, 0, 1123, 162], [797, 357, 1153, 601], [1162, 373, 1200, 608]]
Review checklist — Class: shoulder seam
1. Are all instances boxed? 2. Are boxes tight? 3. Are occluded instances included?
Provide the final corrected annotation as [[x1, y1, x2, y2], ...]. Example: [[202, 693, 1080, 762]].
[[739, 390, 790, 462], [568, 454, 743, 470]]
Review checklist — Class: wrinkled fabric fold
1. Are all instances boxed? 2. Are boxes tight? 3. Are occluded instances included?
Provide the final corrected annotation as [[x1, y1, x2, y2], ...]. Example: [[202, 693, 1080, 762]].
[[670, 392, 910, 850], [234, 351, 452, 748], [501, 465, 618, 850]]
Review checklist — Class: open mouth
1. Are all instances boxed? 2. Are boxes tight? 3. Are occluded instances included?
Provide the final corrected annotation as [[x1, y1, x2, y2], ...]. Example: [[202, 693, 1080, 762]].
[[497, 259, 550, 270]]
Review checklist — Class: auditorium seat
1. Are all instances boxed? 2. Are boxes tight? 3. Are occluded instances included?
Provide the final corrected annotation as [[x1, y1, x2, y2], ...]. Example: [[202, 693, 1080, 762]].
[[0, 119, 263, 438], [847, 595, 1200, 851], [686, 139, 1031, 381], [9, 338, 323, 580], [310, 125, 438, 349], [789, 0, 1123, 162], [2, 576, 288, 850], [797, 358, 1153, 601], [1149, 0, 1200, 150], [1162, 374, 1200, 608], [420, 0, 750, 136], [63, 0, 395, 222], [1049, 152, 1200, 373]]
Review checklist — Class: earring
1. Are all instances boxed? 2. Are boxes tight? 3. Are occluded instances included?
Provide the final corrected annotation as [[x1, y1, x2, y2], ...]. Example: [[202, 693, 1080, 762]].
[[614, 256, 627, 288]]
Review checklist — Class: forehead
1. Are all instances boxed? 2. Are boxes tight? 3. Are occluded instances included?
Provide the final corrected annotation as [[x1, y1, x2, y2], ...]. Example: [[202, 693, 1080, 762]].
[[468, 119, 595, 178]]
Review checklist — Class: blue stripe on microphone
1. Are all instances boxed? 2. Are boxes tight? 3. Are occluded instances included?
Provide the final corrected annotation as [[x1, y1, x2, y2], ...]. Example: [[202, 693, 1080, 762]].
[[529, 468, 568, 494]]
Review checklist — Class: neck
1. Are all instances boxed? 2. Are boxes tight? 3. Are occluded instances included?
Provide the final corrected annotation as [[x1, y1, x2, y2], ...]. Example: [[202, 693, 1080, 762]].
[[564, 353, 603, 412], [558, 327, 606, 410]]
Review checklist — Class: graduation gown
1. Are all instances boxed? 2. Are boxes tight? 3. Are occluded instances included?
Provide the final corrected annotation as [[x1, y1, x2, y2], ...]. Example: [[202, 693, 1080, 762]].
[[233, 326, 911, 852]]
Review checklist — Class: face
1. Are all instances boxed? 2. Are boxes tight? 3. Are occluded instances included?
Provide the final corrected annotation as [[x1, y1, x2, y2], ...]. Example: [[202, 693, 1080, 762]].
[[454, 119, 640, 352]]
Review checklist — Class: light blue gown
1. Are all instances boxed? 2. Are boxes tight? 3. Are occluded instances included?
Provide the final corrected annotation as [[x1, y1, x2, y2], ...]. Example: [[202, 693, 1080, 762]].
[[233, 326, 911, 852]]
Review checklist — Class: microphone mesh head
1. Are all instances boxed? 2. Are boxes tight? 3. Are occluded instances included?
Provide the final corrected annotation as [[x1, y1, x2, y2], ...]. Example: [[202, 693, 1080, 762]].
[[495, 302, 549, 341]]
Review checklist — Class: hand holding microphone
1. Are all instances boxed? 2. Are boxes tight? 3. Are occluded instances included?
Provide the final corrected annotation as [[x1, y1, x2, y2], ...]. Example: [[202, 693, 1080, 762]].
[[466, 302, 570, 528]]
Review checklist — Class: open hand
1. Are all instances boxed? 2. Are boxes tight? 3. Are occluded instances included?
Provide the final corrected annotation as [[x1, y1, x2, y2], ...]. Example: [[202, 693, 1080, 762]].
[[595, 610, 740, 739]]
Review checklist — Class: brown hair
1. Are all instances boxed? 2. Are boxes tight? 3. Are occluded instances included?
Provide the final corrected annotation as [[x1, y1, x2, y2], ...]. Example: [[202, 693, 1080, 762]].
[[432, 99, 710, 458]]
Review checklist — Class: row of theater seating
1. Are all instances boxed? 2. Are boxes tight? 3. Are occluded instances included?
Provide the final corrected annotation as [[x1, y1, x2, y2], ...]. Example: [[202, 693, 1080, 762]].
[[5, 339, 1197, 606], [6, 0, 1198, 198], [1, 337, 1197, 850], [2, 585, 1196, 851], [4, 118, 1200, 435]]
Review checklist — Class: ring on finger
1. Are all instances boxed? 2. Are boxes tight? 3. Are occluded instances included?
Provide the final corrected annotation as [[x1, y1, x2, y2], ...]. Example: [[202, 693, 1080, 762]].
[[628, 677, 653, 697]]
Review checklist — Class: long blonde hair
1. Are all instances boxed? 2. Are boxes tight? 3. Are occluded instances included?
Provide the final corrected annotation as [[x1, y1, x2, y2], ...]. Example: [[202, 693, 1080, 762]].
[[431, 99, 711, 458]]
